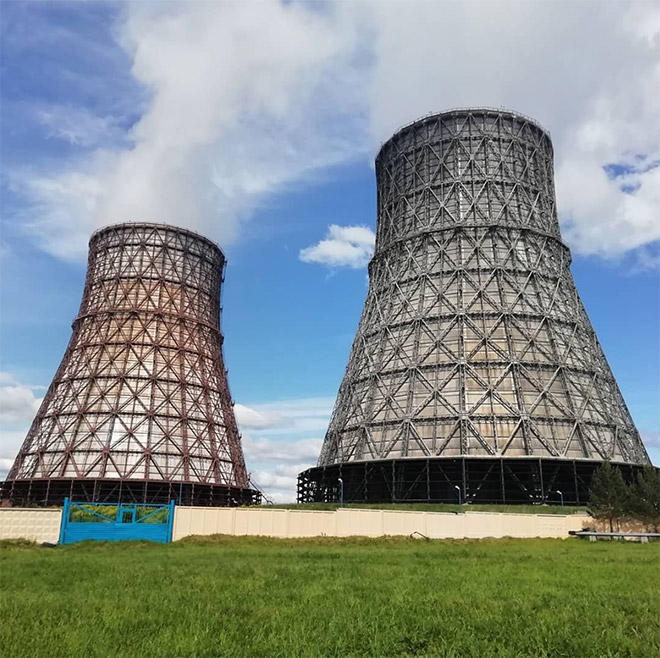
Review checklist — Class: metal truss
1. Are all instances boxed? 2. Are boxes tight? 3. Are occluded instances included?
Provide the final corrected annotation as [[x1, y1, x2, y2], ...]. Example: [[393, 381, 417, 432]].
[[315, 109, 650, 487], [298, 459, 646, 506], [3, 223, 258, 506]]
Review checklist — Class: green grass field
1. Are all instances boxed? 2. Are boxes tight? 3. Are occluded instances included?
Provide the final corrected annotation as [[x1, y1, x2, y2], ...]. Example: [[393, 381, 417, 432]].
[[1, 537, 657, 658]]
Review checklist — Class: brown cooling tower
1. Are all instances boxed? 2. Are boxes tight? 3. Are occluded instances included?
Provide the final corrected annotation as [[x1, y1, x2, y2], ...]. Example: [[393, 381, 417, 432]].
[[3, 223, 259, 506]]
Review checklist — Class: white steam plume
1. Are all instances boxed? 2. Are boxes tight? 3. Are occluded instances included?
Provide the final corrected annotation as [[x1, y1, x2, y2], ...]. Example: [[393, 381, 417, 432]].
[[7, 0, 660, 262]]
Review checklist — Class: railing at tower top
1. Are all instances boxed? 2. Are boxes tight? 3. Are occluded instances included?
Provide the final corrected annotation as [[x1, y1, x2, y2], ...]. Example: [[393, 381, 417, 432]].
[[380, 106, 551, 151], [90, 222, 225, 255]]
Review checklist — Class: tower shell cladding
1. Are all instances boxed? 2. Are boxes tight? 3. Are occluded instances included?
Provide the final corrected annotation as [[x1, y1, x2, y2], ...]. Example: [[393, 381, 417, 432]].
[[3, 223, 259, 506], [299, 108, 650, 505]]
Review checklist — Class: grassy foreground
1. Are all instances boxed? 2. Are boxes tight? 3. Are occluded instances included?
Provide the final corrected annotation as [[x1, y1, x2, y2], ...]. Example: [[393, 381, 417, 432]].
[[1, 537, 657, 658]]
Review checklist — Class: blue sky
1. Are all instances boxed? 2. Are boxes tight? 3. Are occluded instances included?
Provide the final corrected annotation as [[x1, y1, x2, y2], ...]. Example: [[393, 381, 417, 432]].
[[1, 1, 659, 501]]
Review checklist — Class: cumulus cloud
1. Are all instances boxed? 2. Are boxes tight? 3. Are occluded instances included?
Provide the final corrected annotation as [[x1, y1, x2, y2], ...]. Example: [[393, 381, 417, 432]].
[[236, 397, 333, 501], [243, 436, 323, 466], [5, 1, 659, 265], [0, 373, 43, 426], [0, 372, 44, 479], [0, 385, 41, 426], [250, 463, 317, 504], [365, 1, 660, 262], [559, 151, 660, 258], [300, 224, 376, 268], [9, 1, 368, 260], [234, 403, 288, 431], [237, 398, 334, 436]]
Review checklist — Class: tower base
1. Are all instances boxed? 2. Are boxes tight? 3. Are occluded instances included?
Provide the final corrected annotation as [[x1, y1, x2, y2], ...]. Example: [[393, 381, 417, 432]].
[[297, 458, 647, 506], [1, 478, 261, 507]]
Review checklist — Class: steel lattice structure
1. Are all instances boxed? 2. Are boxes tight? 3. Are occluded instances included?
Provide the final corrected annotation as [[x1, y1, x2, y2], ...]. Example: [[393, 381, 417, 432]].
[[299, 108, 650, 505], [3, 223, 259, 506]]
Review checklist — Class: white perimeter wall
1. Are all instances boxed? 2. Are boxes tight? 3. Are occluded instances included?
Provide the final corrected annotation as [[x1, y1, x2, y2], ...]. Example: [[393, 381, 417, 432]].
[[172, 507, 588, 541], [0, 506, 588, 544], [0, 508, 61, 544]]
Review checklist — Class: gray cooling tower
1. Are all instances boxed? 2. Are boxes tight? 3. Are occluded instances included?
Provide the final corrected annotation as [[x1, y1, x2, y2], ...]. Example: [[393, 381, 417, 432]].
[[299, 108, 650, 505]]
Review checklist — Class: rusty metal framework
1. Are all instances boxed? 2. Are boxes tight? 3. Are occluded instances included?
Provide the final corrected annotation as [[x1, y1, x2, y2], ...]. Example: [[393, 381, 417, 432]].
[[3, 223, 259, 506], [300, 108, 650, 504]]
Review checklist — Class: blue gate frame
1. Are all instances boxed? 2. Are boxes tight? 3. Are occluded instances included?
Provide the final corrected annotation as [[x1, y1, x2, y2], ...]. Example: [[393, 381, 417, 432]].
[[59, 498, 175, 544]]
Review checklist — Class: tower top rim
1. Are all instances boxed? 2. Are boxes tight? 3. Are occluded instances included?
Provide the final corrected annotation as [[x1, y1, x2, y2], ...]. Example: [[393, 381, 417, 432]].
[[90, 222, 224, 258], [376, 107, 551, 161]]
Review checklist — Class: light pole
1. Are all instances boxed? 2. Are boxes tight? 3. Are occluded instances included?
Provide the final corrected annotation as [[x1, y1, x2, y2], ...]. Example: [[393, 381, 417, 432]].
[[556, 490, 564, 509], [338, 478, 344, 507], [454, 485, 462, 508]]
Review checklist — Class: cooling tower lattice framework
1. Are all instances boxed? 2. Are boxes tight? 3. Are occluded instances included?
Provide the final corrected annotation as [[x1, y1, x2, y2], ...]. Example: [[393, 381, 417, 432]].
[[299, 108, 650, 505], [3, 223, 259, 506]]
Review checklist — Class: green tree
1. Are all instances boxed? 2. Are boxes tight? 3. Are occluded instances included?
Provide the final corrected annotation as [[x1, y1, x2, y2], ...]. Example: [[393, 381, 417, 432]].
[[589, 462, 629, 532], [630, 466, 660, 532]]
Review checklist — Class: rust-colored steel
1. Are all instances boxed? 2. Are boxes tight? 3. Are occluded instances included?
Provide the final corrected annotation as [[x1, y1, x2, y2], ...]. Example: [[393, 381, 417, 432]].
[[3, 223, 258, 506]]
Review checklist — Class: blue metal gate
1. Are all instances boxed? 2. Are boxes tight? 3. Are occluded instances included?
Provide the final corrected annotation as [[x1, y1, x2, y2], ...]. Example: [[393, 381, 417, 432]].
[[59, 498, 175, 544]]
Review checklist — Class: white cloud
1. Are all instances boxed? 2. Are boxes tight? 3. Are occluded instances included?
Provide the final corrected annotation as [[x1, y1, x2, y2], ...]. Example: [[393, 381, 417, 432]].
[[250, 463, 318, 504], [0, 375, 43, 426], [237, 397, 334, 435], [7, 1, 659, 264], [236, 397, 333, 502], [243, 436, 323, 466], [9, 1, 368, 261], [364, 0, 660, 262], [559, 155, 660, 257], [300, 224, 375, 269], [0, 435, 25, 481], [0, 386, 41, 426], [234, 403, 288, 430], [0, 458, 14, 481], [37, 104, 127, 148], [0, 373, 44, 479], [0, 372, 16, 385]]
